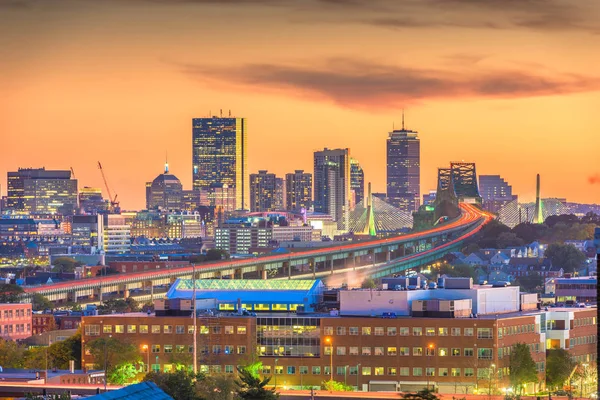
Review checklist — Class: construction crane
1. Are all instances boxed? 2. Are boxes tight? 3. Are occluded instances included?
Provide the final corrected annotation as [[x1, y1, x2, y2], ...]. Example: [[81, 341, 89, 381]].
[[97, 161, 119, 212], [70, 167, 76, 178]]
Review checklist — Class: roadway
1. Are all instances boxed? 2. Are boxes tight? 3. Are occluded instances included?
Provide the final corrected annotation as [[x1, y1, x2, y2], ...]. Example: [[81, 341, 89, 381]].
[[21, 203, 490, 302]]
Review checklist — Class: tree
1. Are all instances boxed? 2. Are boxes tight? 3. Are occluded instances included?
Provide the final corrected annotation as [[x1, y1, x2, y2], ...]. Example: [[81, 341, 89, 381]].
[[86, 337, 141, 384], [25, 393, 71, 400], [496, 232, 525, 249], [462, 242, 480, 255], [108, 362, 139, 385], [206, 249, 229, 261], [0, 284, 24, 303], [49, 331, 82, 370], [51, 257, 82, 273], [544, 243, 587, 273], [509, 343, 538, 394], [546, 348, 576, 391], [514, 272, 544, 293], [401, 389, 440, 400], [436, 263, 478, 281], [0, 338, 26, 368], [32, 293, 54, 311], [360, 277, 377, 289], [235, 366, 278, 399], [197, 374, 238, 400], [321, 380, 354, 391], [98, 297, 140, 314], [143, 369, 203, 400], [511, 223, 549, 244]]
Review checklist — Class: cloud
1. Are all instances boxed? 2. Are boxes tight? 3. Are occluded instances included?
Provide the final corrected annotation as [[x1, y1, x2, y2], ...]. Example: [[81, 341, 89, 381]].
[[179, 58, 600, 110], [589, 174, 600, 185]]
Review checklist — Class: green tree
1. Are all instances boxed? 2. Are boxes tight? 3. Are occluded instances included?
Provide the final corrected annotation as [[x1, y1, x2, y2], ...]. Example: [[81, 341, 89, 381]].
[[197, 374, 238, 400], [51, 257, 82, 273], [31, 293, 54, 311], [360, 277, 377, 289], [514, 272, 544, 293], [98, 297, 140, 314], [25, 393, 71, 400], [206, 249, 229, 261], [544, 244, 587, 273], [0, 284, 24, 303], [86, 337, 141, 384], [0, 338, 26, 368], [143, 369, 203, 400], [235, 366, 278, 399], [108, 362, 139, 385], [401, 389, 440, 400], [437, 263, 478, 281], [496, 232, 525, 248], [462, 242, 480, 255], [49, 331, 82, 370], [546, 349, 576, 391], [24, 347, 48, 370], [509, 342, 538, 394], [321, 379, 354, 391]]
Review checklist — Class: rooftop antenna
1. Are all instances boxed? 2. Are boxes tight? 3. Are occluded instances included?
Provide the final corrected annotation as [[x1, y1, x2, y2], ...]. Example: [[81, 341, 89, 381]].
[[229, 109, 231, 117], [402, 109, 405, 130], [165, 151, 169, 174], [220, 109, 222, 117]]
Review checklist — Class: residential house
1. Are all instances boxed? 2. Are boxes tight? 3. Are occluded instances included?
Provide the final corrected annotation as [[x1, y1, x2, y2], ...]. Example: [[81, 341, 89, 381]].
[[506, 257, 563, 279]]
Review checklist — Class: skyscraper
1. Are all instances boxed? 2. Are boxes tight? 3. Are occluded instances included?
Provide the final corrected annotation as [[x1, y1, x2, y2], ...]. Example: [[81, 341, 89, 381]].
[[192, 116, 248, 210], [7, 168, 78, 215], [275, 177, 284, 211], [249, 170, 277, 212], [350, 158, 365, 208], [78, 187, 108, 215], [285, 170, 312, 212], [386, 118, 420, 212], [314, 148, 350, 230], [146, 162, 183, 211], [479, 175, 517, 213]]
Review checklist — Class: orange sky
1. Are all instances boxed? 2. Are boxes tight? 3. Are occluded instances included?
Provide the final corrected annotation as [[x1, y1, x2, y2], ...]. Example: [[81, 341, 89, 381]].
[[1, 0, 599, 210]]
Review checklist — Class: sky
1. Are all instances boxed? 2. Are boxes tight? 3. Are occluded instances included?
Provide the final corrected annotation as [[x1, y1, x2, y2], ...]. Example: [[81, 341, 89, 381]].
[[1, 0, 599, 210]]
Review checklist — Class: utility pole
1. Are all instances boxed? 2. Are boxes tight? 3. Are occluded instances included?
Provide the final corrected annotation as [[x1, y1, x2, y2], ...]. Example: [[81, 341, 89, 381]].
[[356, 363, 361, 391], [103, 335, 112, 392]]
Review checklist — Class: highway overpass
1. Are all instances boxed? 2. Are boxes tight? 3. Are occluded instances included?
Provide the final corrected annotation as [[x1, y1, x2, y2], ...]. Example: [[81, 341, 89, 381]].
[[22, 204, 491, 304]]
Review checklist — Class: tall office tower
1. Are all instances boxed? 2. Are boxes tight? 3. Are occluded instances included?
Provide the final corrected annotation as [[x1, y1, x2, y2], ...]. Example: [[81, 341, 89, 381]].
[[78, 187, 108, 215], [7, 168, 78, 215], [285, 170, 312, 212], [192, 116, 248, 210], [102, 214, 130, 254], [146, 163, 183, 211], [71, 215, 104, 254], [350, 158, 365, 208], [275, 177, 284, 210], [314, 148, 351, 230], [181, 190, 202, 212], [479, 175, 517, 213], [386, 118, 420, 212], [249, 170, 277, 212]]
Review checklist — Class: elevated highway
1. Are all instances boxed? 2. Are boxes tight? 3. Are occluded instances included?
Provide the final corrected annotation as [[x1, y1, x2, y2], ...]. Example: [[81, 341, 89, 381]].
[[22, 204, 491, 303]]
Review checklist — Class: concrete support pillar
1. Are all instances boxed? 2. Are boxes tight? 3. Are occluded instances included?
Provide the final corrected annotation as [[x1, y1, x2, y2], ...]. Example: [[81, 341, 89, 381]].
[[261, 269, 267, 280], [329, 258, 334, 274], [311, 260, 316, 279], [288, 263, 292, 279], [123, 288, 130, 299], [386, 251, 391, 262], [150, 283, 154, 302], [99, 288, 103, 303], [70, 291, 77, 303], [353, 256, 359, 270]]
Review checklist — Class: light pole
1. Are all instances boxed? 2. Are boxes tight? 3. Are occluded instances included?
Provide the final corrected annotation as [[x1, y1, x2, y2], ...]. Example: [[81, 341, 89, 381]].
[[142, 345, 149, 373], [426, 344, 434, 392], [103, 334, 112, 392], [344, 365, 348, 387], [488, 364, 496, 400], [325, 337, 333, 381], [356, 363, 361, 391], [274, 358, 279, 390]]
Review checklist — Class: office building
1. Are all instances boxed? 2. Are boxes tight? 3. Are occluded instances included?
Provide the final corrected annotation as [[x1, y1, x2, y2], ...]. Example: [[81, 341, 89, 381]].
[[81, 280, 598, 394], [285, 170, 312, 212], [350, 158, 365, 208], [387, 123, 420, 212], [314, 148, 351, 230], [275, 177, 284, 210], [181, 190, 202, 212], [479, 175, 517, 214], [131, 210, 166, 239], [192, 116, 248, 210], [146, 163, 183, 211], [103, 214, 130, 254], [249, 170, 277, 212], [0, 218, 38, 239], [7, 168, 78, 215], [422, 191, 436, 206], [71, 215, 104, 254], [78, 187, 108, 215]]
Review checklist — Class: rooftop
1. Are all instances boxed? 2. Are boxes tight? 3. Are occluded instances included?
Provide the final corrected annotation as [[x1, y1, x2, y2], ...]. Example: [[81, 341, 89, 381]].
[[86, 381, 173, 400]]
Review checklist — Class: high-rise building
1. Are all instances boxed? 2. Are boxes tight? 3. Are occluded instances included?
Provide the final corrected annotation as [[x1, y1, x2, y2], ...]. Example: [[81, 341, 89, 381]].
[[249, 170, 277, 212], [192, 116, 248, 210], [314, 148, 350, 230], [181, 190, 202, 212], [285, 170, 312, 212], [386, 120, 420, 212], [78, 187, 108, 215], [102, 214, 130, 254], [71, 215, 104, 254], [275, 177, 284, 211], [7, 168, 78, 215], [350, 158, 365, 208], [145, 163, 183, 211], [479, 175, 517, 213]]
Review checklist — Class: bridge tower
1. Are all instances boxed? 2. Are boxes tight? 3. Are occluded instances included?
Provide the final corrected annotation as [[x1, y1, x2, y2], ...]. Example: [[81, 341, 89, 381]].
[[433, 168, 459, 220], [449, 162, 482, 205], [532, 174, 544, 224]]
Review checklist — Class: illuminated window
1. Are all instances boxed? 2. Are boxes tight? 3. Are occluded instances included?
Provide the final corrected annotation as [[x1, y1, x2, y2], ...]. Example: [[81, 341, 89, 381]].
[[362, 367, 371, 376], [374, 347, 384, 356], [163, 325, 172, 334], [374, 367, 384, 376], [399, 347, 410, 356], [413, 327, 422, 336], [362, 327, 371, 335], [400, 327, 409, 336], [151, 345, 160, 353], [152, 325, 160, 334], [362, 347, 371, 356], [426, 368, 435, 377], [374, 327, 384, 336], [438, 327, 448, 336], [413, 347, 423, 356], [387, 347, 397, 356], [164, 345, 173, 353], [225, 326, 234, 334], [425, 327, 435, 336], [140, 325, 148, 334], [349, 347, 359, 356], [237, 326, 247, 334], [451, 327, 461, 336], [388, 367, 397, 376], [451, 368, 461, 377], [127, 325, 136, 334], [115, 325, 124, 334], [451, 348, 461, 356], [438, 348, 448, 357], [103, 325, 112, 334]]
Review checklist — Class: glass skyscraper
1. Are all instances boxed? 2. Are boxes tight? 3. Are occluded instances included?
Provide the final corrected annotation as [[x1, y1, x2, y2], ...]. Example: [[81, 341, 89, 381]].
[[350, 158, 365, 208], [386, 126, 420, 212], [192, 116, 248, 210], [314, 148, 350, 230], [285, 170, 312, 212]]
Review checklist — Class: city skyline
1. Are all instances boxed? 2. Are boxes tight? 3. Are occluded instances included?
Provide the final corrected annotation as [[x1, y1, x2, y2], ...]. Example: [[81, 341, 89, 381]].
[[1, 0, 599, 209]]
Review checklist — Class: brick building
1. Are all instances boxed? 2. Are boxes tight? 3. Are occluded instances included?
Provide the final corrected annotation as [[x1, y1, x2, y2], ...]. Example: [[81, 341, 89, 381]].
[[0, 303, 32, 340]]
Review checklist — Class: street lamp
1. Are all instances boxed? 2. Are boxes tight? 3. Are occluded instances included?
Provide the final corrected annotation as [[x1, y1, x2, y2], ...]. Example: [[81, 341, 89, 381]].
[[142, 345, 149, 373], [488, 364, 496, 400], [103, 334, 112, 392], [324, 337, 333, 381], [426, 344, 434, 392], [274, 358, 279, 390], [344, 365, 348, 387], [357, 363, 361, 391]]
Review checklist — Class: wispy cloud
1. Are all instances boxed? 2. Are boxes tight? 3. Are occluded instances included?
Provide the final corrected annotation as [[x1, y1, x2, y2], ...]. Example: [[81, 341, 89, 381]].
[[589, 174, 600, 185], [179, 58, 600, 111]]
